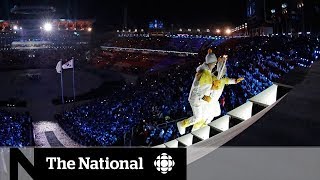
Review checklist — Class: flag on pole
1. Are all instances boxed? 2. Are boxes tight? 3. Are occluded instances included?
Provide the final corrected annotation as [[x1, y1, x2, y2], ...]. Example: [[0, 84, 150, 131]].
[[62, 58, 74, 69], [56, 61, 62, 73], [55, 59, 75, 103]]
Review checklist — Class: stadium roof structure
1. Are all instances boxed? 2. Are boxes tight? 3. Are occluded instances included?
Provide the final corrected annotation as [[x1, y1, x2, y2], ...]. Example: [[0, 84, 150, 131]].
[[10, 5, 56, 15]]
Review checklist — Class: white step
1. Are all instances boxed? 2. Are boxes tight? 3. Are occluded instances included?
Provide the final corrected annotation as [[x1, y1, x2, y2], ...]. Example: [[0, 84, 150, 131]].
[[164, 139, 179, 148], [227, 101, 253, 121], [249, 84, 278, 107]]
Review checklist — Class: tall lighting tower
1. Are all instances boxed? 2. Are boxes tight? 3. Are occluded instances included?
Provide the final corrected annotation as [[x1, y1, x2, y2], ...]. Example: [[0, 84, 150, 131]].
[[297, 1, 305, 35], [282, 3, 288, 35]]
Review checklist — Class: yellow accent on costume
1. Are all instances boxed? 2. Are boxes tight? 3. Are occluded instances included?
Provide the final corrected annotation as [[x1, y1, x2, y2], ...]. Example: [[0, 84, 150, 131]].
[[180, 118, 206, 130], [192, 119, 206, 130], [181, 118, 190, 128], [211, 75, 233, 90], [199, 69, 213, 87]]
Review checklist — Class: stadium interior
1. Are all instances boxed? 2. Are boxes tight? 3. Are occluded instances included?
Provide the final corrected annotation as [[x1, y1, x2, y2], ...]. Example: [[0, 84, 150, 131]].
[[0, 1, 320, 149]]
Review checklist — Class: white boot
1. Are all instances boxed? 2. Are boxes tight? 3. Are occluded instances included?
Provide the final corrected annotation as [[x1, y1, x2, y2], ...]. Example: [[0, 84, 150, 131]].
[[177, 120, 187, 135]]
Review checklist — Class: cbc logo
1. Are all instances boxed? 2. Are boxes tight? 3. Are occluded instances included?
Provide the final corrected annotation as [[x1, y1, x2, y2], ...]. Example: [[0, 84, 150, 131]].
[[154, 153, 175, 174]]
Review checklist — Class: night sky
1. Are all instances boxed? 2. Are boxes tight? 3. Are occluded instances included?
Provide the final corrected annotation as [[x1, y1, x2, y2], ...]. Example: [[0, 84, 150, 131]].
[[75, 0, 247, 28], [2, 0, 247, 28]]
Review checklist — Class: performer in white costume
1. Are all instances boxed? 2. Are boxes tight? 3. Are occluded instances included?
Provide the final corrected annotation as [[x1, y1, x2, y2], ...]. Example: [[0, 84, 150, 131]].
[[177, 49, 218, 135], [202, 55, 244, 127]]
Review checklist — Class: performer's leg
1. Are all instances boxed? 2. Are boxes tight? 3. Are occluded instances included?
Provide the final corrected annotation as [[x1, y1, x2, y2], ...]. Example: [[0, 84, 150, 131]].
[[203, 101, 221, 127], [191, 104, 206, 132], [177, 117, 191, 135], [177, 104, 202, 135]]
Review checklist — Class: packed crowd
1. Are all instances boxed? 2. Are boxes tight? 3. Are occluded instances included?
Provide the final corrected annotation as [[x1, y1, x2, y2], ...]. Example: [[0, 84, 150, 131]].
[[104, 36, 213, 52], [0, 110, 33, 146], [59, 35, 319, 146], [207, 35, 318, 113]]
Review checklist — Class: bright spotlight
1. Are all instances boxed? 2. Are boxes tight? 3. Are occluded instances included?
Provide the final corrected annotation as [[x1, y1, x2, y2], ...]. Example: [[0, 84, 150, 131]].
[[216, 29, 221, 34], [282, 3, 287, 9], [43, 23, 53, 32], [87, 27, 92, 32], [225, 28, 231, 35], [13, 25, 18, 30]]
